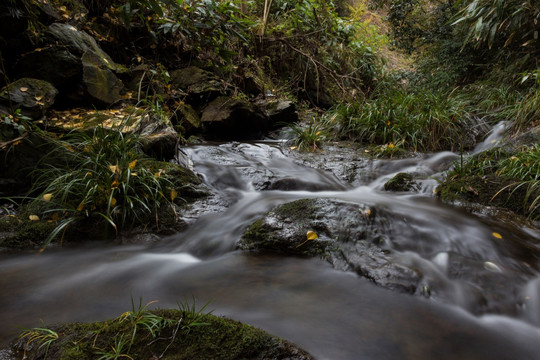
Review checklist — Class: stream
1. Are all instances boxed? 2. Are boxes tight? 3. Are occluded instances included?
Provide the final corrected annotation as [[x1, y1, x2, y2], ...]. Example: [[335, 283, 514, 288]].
[[1, 124, 540, 359]]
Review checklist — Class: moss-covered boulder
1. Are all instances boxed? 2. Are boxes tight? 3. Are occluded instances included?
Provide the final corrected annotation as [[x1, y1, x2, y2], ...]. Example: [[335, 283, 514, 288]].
[[15, 23, 124, 106], [6, 310, 313, 360], [384, 172, 419, 192], [239, 198, 421, 293], [0, 78, 58, 120]]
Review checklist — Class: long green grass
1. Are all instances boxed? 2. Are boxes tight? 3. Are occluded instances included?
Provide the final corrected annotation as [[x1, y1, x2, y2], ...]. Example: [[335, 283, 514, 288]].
[[328, 87, 469, 152], [28, 125, 177, 248]]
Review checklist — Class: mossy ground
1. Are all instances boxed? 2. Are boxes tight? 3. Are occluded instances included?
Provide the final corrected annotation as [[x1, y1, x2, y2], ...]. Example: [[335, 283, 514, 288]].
[[437, 174, 535, 217], [11, 310, 312, 360]]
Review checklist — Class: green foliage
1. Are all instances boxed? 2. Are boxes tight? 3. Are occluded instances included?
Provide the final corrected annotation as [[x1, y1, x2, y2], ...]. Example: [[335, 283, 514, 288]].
[[119, 298, 171, 350], [510, 85, 540, 133], [1, 108, 31, 138], [28, 123, 177, 249], [288, 118, 328, 152], [327, 86, 468, 152], [258, 0, 383, 104], [19, 326, 59, 359], [95, 335, 133, 360], [446, 146, 540, 219], [453, 0, 540, 61], [115, 0, 256, 66]]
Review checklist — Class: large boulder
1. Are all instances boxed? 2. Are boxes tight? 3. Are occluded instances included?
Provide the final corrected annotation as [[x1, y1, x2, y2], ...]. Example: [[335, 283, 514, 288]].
[[239, 198, 421, 293], [200, 96, 269, 139], [15, 23, 124, 106], [169, 66, 224, 107], [0, 78, 58, 120], [260, 99, 298, 127]]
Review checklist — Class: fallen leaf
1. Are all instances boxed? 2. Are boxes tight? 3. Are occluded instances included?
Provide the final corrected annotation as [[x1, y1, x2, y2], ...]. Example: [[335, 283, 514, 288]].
[[296, 230, 318, 248], [20, 87, 28, 92], [170, 188, 178, 201], [492, 232, 502, 239], [128, 159, 138, 170], [29, 215, 40, 221], [110, 198, 117, 207], [109, 165, 119, 173], [290, 146, 297, 150], [77, 202, 85, 212], [42, 193, 53, 201]]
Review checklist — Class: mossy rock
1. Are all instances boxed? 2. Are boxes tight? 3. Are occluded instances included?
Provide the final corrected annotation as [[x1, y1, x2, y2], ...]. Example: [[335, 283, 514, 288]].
[[239, 198, 421, 293], [0, 215, 57, 250], [8, 310, 313, 360], [437, 173, 536, 217], [384, 172, 419, 192], [141, 160, 209, 203]]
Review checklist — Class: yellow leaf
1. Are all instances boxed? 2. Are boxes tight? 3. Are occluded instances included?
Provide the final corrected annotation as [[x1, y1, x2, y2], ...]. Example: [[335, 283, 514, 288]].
[[170, 188, 178, 201], [42, 193, 53, 201], [296, 230, 318, 248], [492, 232, 502, 239], [59, 5, 67, 11], [109, 165, 118, 173], [20, 87, 28, 92], [128, 159, 138, 170], [290, 146, 297, 150], [29, 215, 40, 221], [315, 131, 321, 136], [111, 180, 120, 188]]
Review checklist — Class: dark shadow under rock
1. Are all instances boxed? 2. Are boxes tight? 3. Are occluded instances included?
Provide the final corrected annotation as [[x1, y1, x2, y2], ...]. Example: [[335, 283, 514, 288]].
[[201, 96, 269, 140]]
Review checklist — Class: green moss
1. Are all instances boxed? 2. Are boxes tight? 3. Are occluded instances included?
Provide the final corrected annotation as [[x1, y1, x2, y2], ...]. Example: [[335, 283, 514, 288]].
[[384, 172, 418, 192], [272, 199, 317, 220], [141, 160, 208, 202], [437, 174, 534, 216], [0, 216, 57, 249], [12, 310, 311, 360]]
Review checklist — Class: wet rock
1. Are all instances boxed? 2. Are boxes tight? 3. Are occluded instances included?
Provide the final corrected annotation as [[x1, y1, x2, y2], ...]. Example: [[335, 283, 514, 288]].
[[136, 115, 179, 159], [384, 172, 420, 192], [81, 51, 123, 104], [170, 66, 224, 106], [239, 198, 421, 293], [173, 102, 201, 135], [261, 99, 298, 127], [0, 78, 58, 120], [201, 96, 269, 139], [15, 23, 124, 106], [265, 177, 339, 191]]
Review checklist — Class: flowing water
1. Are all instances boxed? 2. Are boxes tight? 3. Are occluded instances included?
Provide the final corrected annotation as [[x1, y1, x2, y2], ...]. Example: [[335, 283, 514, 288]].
[[1, 125, 540, 359]]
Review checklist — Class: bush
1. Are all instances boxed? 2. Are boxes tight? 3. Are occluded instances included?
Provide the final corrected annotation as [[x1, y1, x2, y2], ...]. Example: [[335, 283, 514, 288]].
[[28, 126, 179, 247]]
